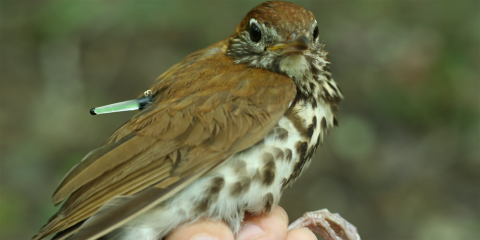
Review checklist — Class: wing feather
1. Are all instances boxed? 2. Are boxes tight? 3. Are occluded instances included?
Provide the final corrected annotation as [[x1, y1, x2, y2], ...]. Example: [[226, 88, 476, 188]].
[[52, 135, 164, 205]]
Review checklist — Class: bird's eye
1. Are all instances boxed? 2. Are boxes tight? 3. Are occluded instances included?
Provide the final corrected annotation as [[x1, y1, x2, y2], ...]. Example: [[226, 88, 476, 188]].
[[249, 23, 262, 42], [313, 25, 319, 40]]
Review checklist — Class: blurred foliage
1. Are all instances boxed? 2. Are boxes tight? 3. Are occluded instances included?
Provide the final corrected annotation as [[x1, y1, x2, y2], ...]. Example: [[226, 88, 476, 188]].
[[0, 0, 479, 239]]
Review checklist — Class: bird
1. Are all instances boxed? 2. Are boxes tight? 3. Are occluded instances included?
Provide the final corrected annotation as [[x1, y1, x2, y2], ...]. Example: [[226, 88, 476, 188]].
[[33, 1, 359, 240]]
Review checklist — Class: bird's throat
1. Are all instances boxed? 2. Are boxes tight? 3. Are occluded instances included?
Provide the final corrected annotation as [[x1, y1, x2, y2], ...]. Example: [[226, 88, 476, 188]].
[[278, 54, 310, 82]]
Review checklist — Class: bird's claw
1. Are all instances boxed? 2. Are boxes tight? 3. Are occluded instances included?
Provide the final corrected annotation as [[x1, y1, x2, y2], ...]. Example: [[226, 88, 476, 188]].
[[287, 209, 360, 240]]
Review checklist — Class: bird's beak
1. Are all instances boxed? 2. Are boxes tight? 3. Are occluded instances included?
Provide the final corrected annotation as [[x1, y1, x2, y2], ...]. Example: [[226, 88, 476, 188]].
[[267, 35, 309, 54]]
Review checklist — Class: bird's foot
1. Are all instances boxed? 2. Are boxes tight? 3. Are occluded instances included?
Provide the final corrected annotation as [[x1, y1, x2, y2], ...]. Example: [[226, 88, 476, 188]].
[[287, 209, 360, 240]]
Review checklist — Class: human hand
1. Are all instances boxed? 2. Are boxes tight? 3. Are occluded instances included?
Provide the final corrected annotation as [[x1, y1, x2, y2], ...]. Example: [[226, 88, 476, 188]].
[[165, 206, 317, 240]]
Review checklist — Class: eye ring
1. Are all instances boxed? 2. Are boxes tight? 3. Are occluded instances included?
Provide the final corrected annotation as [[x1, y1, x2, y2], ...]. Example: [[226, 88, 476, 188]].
[[313, 25, 319, 40], [249, 23, 262, 42]]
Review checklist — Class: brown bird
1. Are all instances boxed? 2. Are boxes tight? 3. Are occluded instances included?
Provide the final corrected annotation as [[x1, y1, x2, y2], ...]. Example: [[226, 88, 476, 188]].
[[33, 1, 359, 240]]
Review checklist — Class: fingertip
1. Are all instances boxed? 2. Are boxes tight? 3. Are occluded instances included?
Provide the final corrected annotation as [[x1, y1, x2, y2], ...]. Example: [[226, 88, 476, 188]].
[[237, 206, 289, 240], [286, 228, 318, 240], [271, 206, 289, 227], [236, 224, 266, 240], [166, 219, 234, 240]]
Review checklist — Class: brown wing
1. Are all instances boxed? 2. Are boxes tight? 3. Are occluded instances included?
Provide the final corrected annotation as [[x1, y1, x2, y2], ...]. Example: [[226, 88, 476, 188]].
[[33, 48, 296, 240]]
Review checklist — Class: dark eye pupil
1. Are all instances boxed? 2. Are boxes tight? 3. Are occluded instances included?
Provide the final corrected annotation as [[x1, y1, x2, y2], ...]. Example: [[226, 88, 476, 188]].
[[313, 26, 319, 40], [249, 24, 262, 42]]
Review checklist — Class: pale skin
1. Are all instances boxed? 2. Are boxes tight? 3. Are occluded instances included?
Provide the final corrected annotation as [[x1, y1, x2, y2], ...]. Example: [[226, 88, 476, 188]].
[[166, 206, 317, 240]]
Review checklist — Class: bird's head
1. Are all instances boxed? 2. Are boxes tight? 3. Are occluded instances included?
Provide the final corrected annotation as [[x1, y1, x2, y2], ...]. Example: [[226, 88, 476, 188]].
[[226, 1, 330, 83]]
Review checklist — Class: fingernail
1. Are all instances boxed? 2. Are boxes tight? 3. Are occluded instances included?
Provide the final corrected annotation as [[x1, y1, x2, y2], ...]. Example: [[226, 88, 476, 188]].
[[236, 224, 265, 240]]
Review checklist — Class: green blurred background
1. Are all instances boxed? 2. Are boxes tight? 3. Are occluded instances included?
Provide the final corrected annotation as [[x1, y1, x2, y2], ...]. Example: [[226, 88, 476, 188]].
[[1, 0, 478, 239]]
